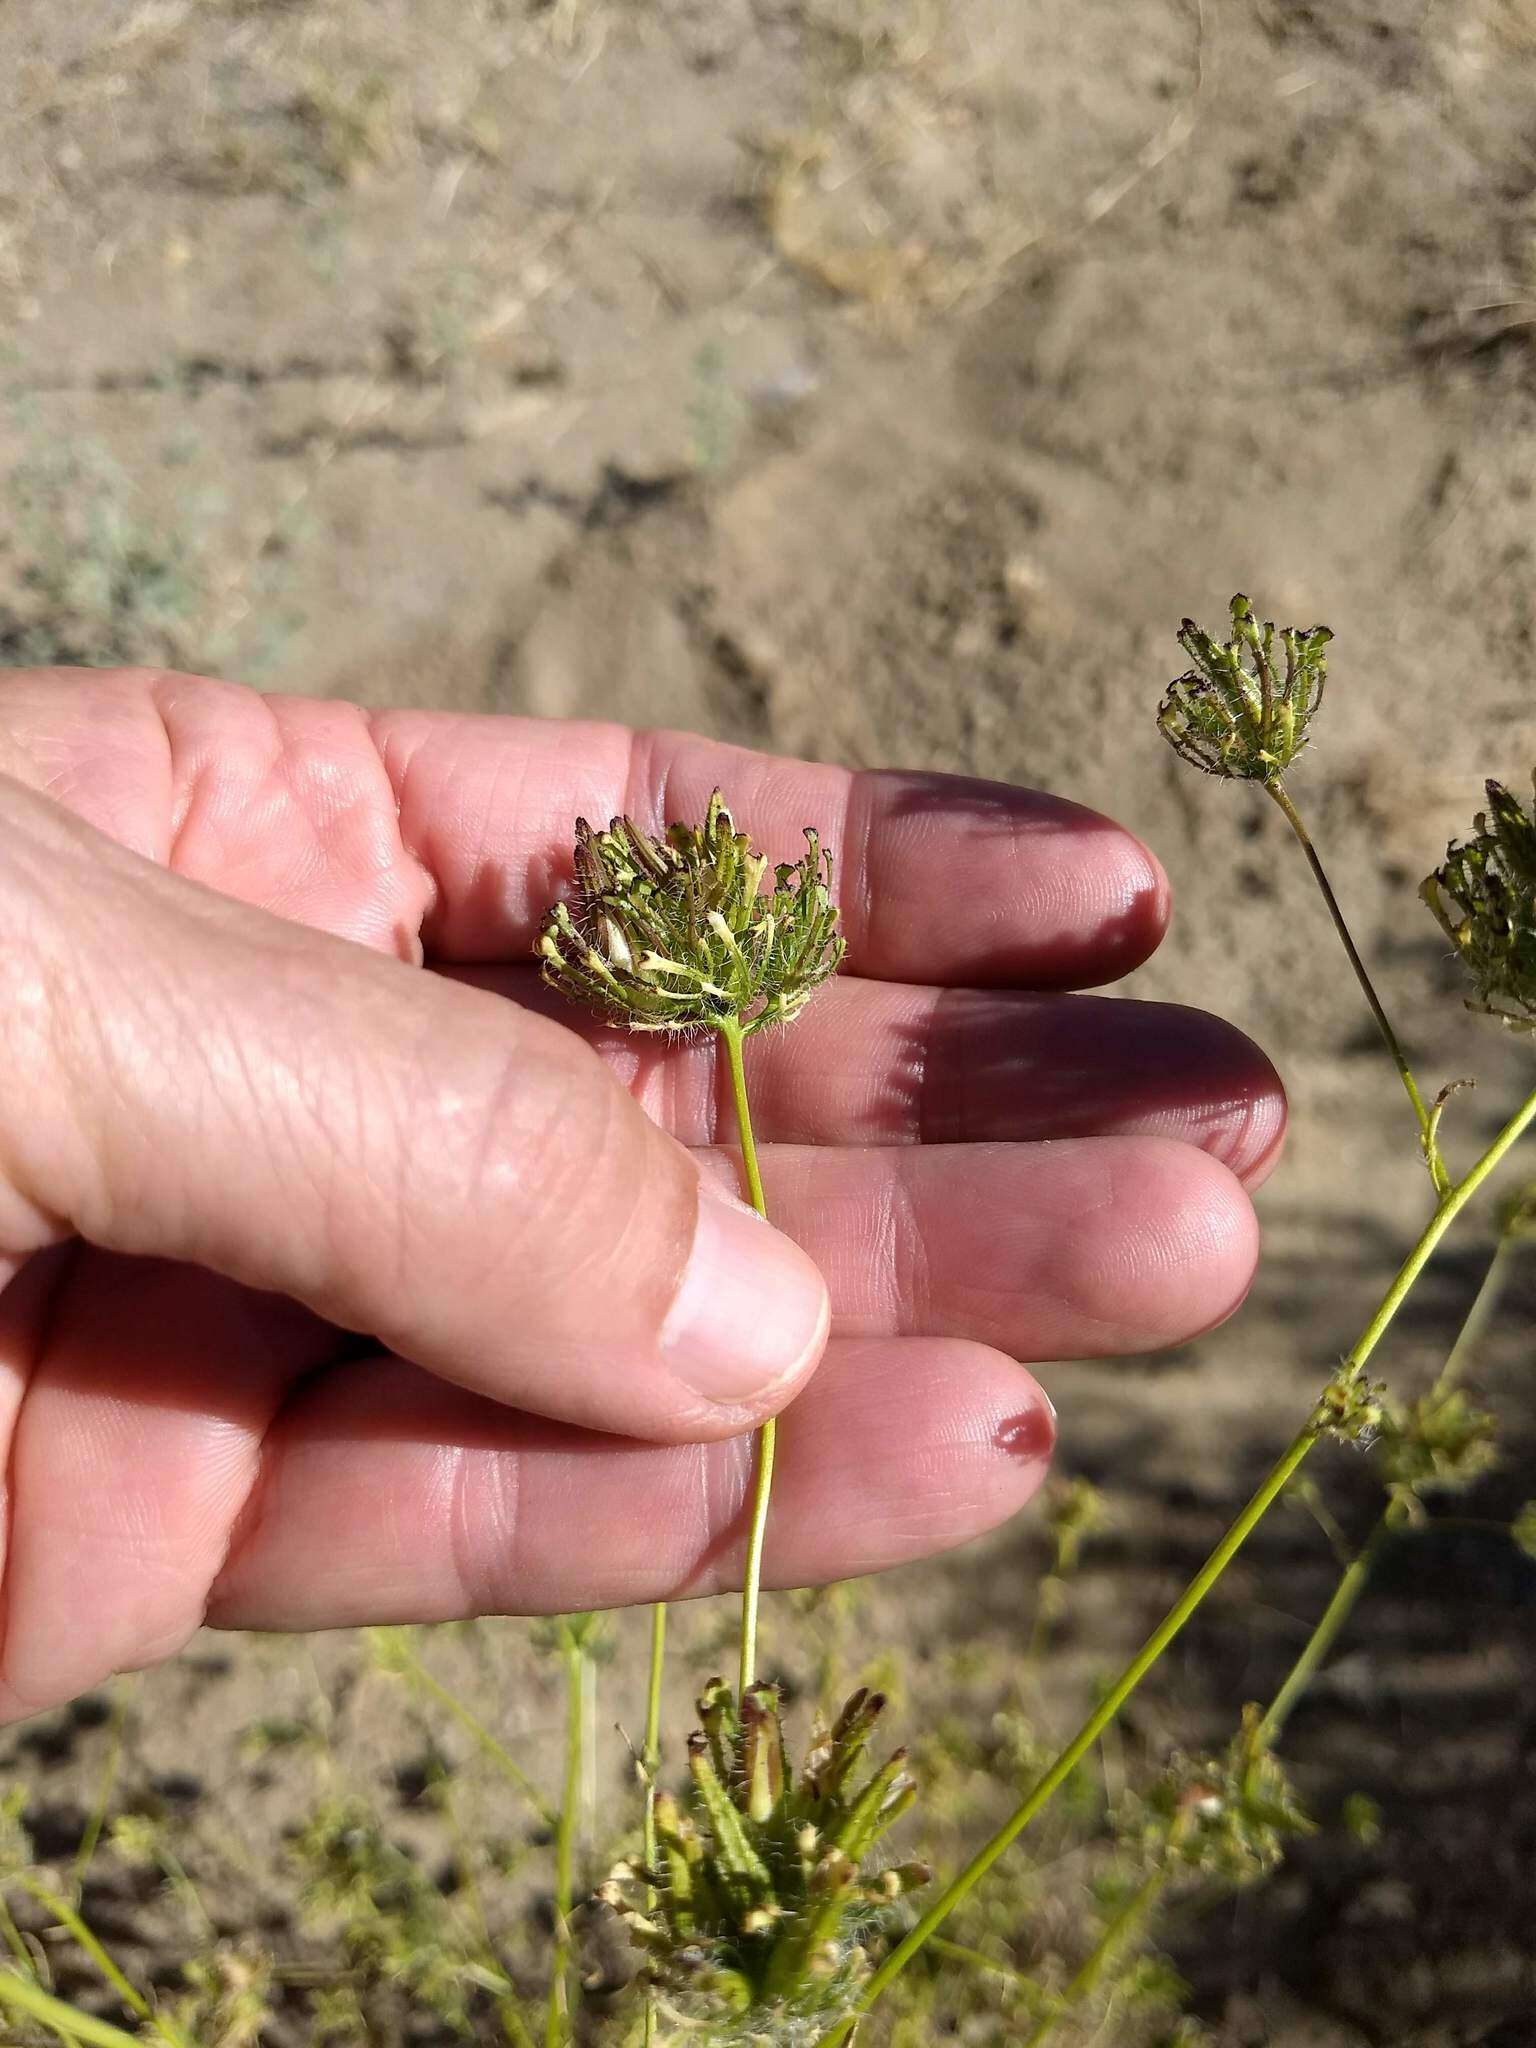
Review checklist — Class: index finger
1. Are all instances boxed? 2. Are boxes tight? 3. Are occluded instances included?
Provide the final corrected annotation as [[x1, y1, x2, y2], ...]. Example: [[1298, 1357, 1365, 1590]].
[[372, 713, 1169, 988]]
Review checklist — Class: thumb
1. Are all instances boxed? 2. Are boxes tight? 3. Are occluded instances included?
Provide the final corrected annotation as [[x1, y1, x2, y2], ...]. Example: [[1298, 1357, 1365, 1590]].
[[0, 777, 830, 1441]]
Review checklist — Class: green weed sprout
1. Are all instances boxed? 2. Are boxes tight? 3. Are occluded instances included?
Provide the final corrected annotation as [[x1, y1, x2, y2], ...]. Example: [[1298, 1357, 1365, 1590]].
[[601, 1681, 926, 2042]]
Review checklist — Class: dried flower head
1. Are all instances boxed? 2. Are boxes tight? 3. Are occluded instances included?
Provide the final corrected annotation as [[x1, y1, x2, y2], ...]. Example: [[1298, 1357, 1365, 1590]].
[[1157, 594, 1332, 783], [602, 1682, 926, 2043], [1422, 776, 1536, 1033], [540, 790, 845, 1034]]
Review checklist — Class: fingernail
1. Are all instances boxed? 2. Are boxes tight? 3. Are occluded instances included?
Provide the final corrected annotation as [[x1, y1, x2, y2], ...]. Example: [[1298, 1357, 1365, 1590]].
[[661, 1185, 830, 1404]]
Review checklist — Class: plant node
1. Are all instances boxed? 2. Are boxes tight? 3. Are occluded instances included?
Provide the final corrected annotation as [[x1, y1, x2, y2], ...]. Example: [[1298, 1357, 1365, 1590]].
[[1157, 595, 1331, 783], [1312, 1360, 1386, 1446]]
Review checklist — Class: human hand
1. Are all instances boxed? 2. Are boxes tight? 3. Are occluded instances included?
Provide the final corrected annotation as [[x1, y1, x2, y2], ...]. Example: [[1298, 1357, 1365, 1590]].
[[0, 667, 1283, 1723]]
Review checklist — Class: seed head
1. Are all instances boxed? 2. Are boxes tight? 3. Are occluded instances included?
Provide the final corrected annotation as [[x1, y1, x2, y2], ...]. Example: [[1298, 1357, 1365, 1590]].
[[1422, 775, 1536, 1034], [539, 790, 845, 1034], [1157, 594, 1332, 783]]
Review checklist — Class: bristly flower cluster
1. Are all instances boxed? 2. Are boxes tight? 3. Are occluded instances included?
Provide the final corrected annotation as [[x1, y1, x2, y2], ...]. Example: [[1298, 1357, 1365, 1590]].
[[539, 790, 845, 1034], [1157, 595, 1332, 783], [1375, 1387, 1500, 1515], [1131, 1708, 1313, 1889], [1312, 1359, 1386, 1446], [1422, 775, 1536, 1033], [601, 1682, 926, 2043]]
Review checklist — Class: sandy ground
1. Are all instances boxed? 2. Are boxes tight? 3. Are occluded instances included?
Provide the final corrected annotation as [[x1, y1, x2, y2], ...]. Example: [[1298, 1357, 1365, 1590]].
[[3, 1, 1536, 2041]]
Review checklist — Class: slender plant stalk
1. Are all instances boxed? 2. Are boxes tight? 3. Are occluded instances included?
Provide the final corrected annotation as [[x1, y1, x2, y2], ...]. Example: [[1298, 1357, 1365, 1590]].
[[641, 1601, 667, 2048], [387, 1638, 556, 1827], [0, 1896, 34, 1971], [499, 1996, 539, 2048], [817, 1081, 1536, 2046], [0, 1974, 148, 2048], [1259, 1522, 1392, 1748], [546, 1621, 588, 2048], [71, 1682, 127, 1892], [1260, 1230, 1518, 1744], [1429, 1231, 1517, 1398], [720, 1017, 776, 1699], [924, 1936, 1038, 1989], [17, 1881, 188, 2048], [1021, 1868, 1165, 2048], [1266, 781, 1448, 1192]]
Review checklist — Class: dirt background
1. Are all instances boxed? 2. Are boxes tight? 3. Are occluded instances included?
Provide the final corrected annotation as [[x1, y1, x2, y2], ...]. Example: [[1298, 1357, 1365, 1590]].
[[3, 1, 1536, 2042]]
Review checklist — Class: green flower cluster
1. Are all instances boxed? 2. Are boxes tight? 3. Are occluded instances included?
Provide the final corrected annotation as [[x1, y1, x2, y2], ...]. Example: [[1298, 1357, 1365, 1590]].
[[1423, 776, 1536, 1033], [1132, 1709, 1313, 1889], [539, 790, 845, 1034], [1158, 594, 1332, 783], [602, 1682, 926, 2043], [1376, 1386, 1500, 1513]]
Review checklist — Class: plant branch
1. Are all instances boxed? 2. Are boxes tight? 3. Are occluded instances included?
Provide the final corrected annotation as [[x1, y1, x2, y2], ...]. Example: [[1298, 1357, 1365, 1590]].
[[818, 1082, 1536, 2044], [0, 1973, 147, 2048], [546, 1621, 588, 2048], [1266, 780, 1448, 1193], [1021, 1868, 1165, 2048], [641, 1600, 667, 2048], [1261, 1229, 1518, 1743], [381, 1635, 557, 1828], [721, 1016, 777, 1698]]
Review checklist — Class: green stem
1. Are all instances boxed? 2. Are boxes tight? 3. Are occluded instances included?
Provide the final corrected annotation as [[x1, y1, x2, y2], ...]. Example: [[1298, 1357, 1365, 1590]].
[[818, 1082, 1536, 2046], [720, 1016, 776, 1700], [546, 1621, 588, 2048], [71, 1682, 127, 1893], [1261, 1230, 1518, 1744], [386, 1639, 556, 1828], [15, 1883, 187, 2048], [1267, 780, 1448, 1193], [641, 1601, 667, 2048], [1259, 1522, 1393, 1747], [1433, 1233, 1516, 1397], [924, 1936, 1036, 1990], [0, 1974, 148, 2048], [1021, 1869, 1164, 2048]]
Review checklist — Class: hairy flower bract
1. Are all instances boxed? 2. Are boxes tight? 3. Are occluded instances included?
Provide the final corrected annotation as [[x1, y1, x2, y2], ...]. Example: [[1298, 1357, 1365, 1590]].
[[603, 1682, 926, 2044]]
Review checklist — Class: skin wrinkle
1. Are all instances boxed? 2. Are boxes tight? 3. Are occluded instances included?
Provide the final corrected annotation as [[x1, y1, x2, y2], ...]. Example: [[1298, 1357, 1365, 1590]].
[[449, 1434, 514, 1621], [887, 1156, 932, 1340], [676, 1426, 756, 1600], [840, 769, 879, 979], [363, 707, 444, 938]]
